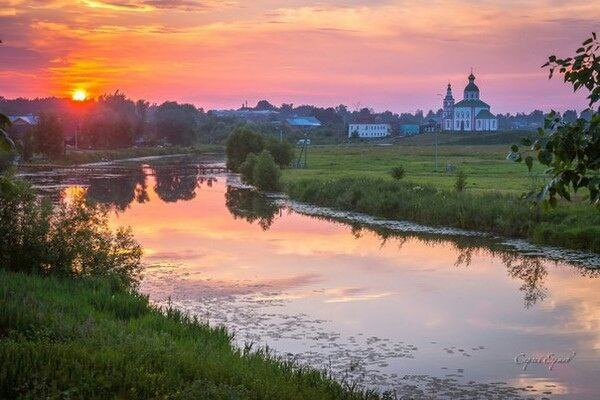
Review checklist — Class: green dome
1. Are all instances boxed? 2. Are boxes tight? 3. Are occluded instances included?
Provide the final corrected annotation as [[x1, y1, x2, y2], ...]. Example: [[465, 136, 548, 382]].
[[465, 74, 479, 93]]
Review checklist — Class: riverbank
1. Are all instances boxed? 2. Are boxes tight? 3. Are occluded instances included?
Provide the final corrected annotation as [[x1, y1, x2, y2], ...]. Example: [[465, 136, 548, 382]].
[[23, 144, 224, 166], [281, 144, 600, 253], [0, 269, 380, 400]]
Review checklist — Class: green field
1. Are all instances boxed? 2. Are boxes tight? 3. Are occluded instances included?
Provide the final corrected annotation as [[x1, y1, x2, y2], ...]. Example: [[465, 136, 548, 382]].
[[283, 143, 549, 194], [281, 140, 600, 253], [0, 270, 379, 400]]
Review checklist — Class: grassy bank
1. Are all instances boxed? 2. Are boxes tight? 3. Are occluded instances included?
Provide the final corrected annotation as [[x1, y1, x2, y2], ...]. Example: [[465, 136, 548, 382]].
[[0, 270, 379, 400], [26, 144, 224, 166], [281, 144, 600, 253]]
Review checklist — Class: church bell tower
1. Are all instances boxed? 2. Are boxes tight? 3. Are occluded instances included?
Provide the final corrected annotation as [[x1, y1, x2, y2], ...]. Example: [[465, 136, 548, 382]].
[[443, 83, 454, 131]]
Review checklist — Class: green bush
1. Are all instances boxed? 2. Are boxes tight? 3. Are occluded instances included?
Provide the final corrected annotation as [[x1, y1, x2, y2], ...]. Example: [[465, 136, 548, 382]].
[[454, 171, 467, 192], [252, 150, 281, 191], [225, 126, 264, 172], [0, 174, 143, 288], [239, 152, 258, 184], [266, 138, 295, 168], [390, 166, 405, 180]]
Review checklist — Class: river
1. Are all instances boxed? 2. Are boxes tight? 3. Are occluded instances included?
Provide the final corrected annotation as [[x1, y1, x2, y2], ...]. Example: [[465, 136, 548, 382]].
[[20, 155, 600, 399]]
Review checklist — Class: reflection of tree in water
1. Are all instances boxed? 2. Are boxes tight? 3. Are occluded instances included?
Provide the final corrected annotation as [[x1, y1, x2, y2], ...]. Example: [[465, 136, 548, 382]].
[[302, 212, 599, 308], [152, 165, 202, 203], [501, 254, 548, 308], [225, 187, 283, 231], [86, 167, 148, 211]]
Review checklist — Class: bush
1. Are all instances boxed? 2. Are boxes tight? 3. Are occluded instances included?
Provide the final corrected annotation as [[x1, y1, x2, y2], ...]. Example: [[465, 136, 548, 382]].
[[0, 174, 143, 288], [252, 150, 281, 191], [225, 126, 264, 172], [454, 171, 467, 192], [239, 152, 258, 184], [390, 166, 405, 180], [265, 138, 295, 168]]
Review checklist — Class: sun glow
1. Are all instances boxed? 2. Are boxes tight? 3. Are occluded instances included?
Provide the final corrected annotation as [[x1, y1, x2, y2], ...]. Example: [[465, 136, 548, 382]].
[[72, 89, 88, 101]]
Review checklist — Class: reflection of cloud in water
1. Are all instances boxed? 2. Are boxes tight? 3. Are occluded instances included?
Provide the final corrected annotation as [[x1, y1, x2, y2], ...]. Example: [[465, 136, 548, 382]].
[[144, 249, 206, 261]]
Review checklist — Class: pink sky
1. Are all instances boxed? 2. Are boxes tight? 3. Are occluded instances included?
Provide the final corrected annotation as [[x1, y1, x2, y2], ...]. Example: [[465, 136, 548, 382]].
[[0, 0, 598, 113]]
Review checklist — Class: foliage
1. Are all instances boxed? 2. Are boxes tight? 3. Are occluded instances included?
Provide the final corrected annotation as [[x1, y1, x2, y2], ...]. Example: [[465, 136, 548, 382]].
[[225, 186, 283, 230], [454, 171, 467, 192], [286, 177, 535, 238], [265, 138, 295, 168], [0, 270, 382, 400], [389, 165, 405, 180], [0, 175, 143, 288], [509, 33, 600, 207], [225, 126, 265, 171], [31, 112, 65, 159], [82, 91, 137, 149], [0, 112, 15, 153], [252, 150, 282, 191], [154, 101, 201, 146], [239, 152, 258, 184]]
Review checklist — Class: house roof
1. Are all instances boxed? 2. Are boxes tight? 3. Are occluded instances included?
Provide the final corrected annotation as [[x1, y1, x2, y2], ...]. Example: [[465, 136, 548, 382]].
[[8, 115, 38, 125], [454, 99, 490, 108], [476, 109, 496, 119], [286, 116, 321, 127]]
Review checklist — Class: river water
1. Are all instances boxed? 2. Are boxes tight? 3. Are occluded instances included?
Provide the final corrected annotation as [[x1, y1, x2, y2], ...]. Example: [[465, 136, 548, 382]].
[[20, 155, 600, 399]]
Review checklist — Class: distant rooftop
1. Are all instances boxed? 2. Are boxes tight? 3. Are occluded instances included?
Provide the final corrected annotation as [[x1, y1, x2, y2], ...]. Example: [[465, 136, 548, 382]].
[[286, 116, 321, 127], [8, 115, 38, 125]]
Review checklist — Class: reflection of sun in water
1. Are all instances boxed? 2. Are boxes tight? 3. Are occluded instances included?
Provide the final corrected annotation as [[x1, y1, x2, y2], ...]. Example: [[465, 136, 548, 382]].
[[72, 89, 87, 101]]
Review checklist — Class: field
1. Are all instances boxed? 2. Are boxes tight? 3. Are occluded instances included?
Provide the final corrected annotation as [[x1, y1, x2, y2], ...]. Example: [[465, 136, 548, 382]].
[[281, 136, 600, 253], [0, 270, 379, 400], [282, 142, 546, 194]]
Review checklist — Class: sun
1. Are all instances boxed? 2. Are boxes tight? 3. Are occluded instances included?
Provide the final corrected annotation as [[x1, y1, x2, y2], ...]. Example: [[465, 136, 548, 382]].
[[72, 89, 88, 102]]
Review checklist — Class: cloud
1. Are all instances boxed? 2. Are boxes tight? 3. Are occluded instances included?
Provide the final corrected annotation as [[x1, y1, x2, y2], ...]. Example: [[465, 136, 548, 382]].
[[82, 0, 231, 12]]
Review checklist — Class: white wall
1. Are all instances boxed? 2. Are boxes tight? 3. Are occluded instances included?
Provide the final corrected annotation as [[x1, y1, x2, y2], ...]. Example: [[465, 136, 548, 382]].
[[348, 124, 391, 138]]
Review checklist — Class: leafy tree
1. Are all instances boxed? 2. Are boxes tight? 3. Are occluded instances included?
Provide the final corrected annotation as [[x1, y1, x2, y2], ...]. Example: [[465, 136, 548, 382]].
[[239, 152, 258, 184], [82, 91, 136, 149], [265, 138, 294, 168], [0, 113, 15, 152], [252, 150, 281, 191], [154, 101, 200, 146], [225, 126, 264, 171], [508, 33, 600, 207], [32, 113, 65, 159]]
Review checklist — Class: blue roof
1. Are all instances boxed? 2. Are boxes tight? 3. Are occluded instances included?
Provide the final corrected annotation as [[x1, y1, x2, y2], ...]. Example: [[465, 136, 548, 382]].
[[286, 116, 321, 127]]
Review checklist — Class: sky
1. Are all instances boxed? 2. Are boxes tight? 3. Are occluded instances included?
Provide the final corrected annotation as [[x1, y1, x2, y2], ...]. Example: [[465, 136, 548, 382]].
[[0, 0, 598, 113]]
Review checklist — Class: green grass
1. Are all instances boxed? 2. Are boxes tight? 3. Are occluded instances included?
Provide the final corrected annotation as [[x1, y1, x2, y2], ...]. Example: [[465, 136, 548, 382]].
[[281, 143, 599, 253], [0, 270, 380, 400]]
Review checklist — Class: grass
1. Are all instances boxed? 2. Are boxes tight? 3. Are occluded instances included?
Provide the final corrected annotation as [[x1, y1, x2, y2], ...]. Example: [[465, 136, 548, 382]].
[[0, 269, 381, 400], [281, 141, 600, 253], [26, 144, 224, 166]]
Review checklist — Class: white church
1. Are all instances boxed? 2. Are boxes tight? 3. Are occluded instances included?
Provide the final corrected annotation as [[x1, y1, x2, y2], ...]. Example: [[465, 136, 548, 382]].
[[442, 72, 498, 131]]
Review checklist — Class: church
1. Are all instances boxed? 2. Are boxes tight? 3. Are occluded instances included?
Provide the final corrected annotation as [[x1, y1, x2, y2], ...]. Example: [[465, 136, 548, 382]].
[[442, 72, 498, 131]]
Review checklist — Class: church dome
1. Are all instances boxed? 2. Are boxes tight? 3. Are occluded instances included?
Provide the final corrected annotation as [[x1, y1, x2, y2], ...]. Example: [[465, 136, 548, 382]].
[[464, 73, 479, 99]]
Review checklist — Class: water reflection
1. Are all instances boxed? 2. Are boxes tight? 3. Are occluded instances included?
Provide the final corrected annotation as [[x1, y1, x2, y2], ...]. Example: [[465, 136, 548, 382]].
[[225, 187, 284, 230], [19, 157, 600, 399]]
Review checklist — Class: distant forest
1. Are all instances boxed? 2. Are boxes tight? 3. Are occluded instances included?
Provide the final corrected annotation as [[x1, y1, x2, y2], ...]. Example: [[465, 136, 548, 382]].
[[0, 94, 593, 150]]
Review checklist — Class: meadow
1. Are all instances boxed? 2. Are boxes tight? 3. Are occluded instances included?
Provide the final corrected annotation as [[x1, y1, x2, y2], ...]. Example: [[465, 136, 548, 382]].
[[0, 270, 382, 400], [281, 136, 600, 253]]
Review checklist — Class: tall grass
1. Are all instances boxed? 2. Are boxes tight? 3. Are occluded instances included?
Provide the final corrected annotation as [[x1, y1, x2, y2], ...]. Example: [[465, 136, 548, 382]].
[[0, 270, 383, 400], [285, 177, 600, 252], [286, 177, 535, 237]]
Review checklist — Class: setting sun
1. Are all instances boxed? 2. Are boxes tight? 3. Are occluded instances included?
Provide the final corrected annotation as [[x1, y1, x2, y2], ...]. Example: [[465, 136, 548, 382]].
[[72, 89, 87, 102]]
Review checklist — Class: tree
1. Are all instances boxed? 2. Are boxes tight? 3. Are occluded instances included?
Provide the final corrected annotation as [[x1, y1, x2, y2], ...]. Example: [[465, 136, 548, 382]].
[[154, 101, 200, 146], [0, 113, 15, 152], [251, 150, 281, 191], [82, 91, 136, 149], [32, 113, 65, 159], [265, 138, 294, 168], [225, 126, 264, 172], [508, 33, 600, 207]]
